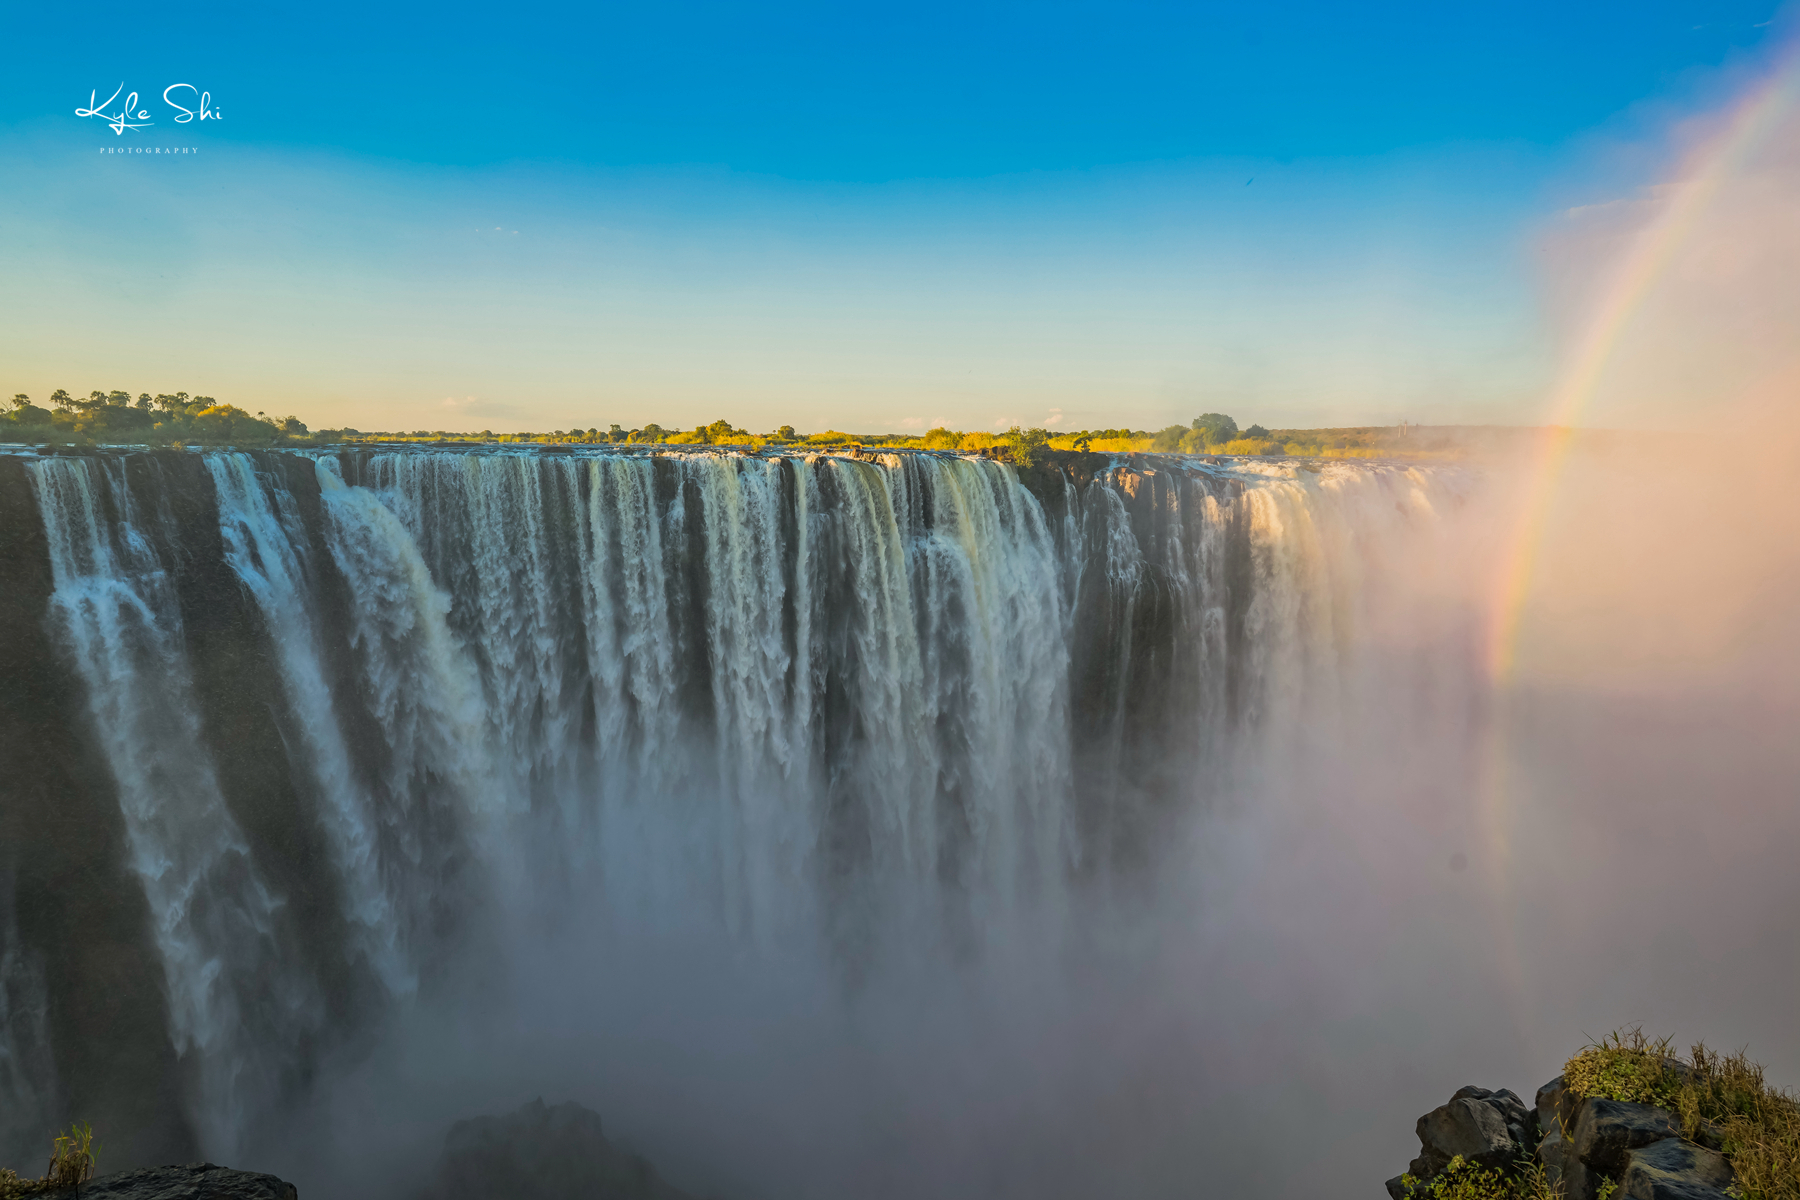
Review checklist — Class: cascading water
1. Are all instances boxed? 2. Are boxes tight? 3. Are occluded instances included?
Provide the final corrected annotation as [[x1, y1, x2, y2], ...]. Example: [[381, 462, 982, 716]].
[[0, 445, 1479, 1188]]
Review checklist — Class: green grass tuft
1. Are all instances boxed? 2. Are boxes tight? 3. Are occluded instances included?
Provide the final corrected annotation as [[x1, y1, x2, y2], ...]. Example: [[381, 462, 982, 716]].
[[0, 1122, 98, 1198], [1562, 1029, 1799, 1200]]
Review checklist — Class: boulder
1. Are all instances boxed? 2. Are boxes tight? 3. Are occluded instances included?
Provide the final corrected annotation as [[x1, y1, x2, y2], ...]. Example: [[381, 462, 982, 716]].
[[1618, 1138, 1733, 1200], [1390, 1084, 1539, 1195], [1458, 1086, 1537, 1156], [1570, 1098, 1682, 1177], [416, 1098, 695, 1200], [36, 1164, 297, 1200]]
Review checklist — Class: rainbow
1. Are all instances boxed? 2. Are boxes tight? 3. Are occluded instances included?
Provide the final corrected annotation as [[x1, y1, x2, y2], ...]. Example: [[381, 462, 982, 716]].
[[1469, 45, 1800, 1055], [1485, 45, 1800, 683]]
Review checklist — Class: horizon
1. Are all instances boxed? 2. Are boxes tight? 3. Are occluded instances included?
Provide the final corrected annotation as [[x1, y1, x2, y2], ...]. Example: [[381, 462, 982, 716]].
[[4, 2, 1796, 434]]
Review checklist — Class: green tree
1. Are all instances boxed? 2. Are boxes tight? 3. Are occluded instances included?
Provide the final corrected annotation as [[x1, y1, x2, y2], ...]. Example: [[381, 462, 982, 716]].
[[776, 425, 797, 441], [1244, 423, 1269, 438], [9, 394, 26, 411], [1150, 424, 1188, 452], [1192, 412, 1238, 445], [50, 389, 73, 410]]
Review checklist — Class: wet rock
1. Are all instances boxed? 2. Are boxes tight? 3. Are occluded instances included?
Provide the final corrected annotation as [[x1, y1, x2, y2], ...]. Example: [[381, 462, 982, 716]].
[[1619, 1138, 1733, 1200], [38, 1163, 297, 1200], [1571, 1098, 1683, 1176], [417, 1098, 695, 1200]]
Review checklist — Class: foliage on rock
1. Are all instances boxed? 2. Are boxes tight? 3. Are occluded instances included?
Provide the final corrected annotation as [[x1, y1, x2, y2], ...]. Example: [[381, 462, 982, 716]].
[[1678, 1044, 1800, 1200], [1398, 1154, 1581, 1200], [1558, 1029, 1799, 1200], [0, 1123, 97, 1199], [1563, 1029, 1686, 1110]]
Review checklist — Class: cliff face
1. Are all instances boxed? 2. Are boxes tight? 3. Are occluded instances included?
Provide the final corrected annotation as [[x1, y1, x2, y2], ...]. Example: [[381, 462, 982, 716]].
[[0, 454, 195, 1167], [0, 445, 1467, 1166]]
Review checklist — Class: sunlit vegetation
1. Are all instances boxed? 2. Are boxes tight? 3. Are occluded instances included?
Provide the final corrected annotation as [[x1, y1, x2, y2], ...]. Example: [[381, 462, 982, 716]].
[[1398, 1154, 1571, 1200], [0, 1122, 98, 1198], [1, 394, 1497, 461], [1564, 1029, 1800, 1200], [2, 390, 315, 448]]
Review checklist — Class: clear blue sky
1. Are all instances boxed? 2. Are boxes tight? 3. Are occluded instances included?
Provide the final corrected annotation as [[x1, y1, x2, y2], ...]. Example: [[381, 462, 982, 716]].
[[1, 0, 1789, 433]]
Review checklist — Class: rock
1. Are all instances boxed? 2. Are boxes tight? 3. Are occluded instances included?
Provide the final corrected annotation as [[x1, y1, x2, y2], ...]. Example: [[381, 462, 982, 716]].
[[1454, 1085, 1538, 1156], [417, 1098, 695, 1200], [1538, 1122, 1567, 1181], [37, 1163, 297, 1200], [1570, 1098, 1683, 1176], [1618, 1138, 1733, 1200], [1403, 1085, 1535, 1182], [1536, 1075, 1567, 1139], [1562, 1150, 1602, 1200]]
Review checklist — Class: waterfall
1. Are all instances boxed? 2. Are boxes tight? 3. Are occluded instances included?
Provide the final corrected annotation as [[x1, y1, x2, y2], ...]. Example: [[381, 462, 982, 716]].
[[0, 445, 1476, 1169], [25, 455, 322, 1157]]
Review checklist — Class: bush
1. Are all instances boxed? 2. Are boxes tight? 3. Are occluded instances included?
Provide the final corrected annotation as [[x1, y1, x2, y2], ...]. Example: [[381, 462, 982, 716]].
[[1563, 1029, 1800, 1200], [1563, 1029, 1684, 1109]]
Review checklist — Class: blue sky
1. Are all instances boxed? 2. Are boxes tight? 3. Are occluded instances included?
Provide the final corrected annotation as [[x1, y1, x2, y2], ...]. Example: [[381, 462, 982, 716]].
[[1, 1, 1789, 432]]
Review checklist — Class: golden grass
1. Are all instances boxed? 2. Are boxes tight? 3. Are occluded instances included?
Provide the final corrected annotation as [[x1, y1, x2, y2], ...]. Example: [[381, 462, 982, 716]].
[[1562, 1029, 1800, 1200]]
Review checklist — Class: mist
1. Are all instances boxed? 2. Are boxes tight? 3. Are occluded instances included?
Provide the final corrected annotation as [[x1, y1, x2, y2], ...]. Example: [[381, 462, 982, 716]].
[[4, 37, 1797, 1200], [226, 47, 1800, 1200]]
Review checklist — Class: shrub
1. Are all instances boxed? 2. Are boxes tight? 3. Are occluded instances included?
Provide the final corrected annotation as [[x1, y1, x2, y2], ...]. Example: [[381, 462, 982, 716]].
[[1679, 1044, 1800, 1200], [1563, 1028, 1684, 1110], [1398, 1154, 1511, 1199], [1563, 1030, 1800, 1200]]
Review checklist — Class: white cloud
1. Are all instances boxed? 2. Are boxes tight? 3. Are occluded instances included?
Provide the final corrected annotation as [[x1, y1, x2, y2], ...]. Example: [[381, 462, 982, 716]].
[[1045, 407, 1065, 427]]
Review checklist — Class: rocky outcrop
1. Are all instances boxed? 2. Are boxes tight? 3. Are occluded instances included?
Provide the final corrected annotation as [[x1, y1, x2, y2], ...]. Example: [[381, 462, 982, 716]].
[[35, 1163, 297, 1199], [1385, 1087, 1539, 1198], [416, 1099, 696, 1200], [1388, 1075, 1733, 1200]]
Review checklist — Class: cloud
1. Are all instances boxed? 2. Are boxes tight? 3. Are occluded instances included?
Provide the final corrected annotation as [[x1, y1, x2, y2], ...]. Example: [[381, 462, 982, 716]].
[[896, 416, 925, 429], [1044, 408, 1065, 427]]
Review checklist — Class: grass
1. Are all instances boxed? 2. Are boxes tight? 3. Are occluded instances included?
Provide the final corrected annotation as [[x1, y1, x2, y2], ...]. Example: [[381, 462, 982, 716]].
[[1562, 1029, 1800, 1200], [0, 1123, 98, 1198], [1563, 1028, 1686, 1109], [1398, 1154, 1585, 1200]]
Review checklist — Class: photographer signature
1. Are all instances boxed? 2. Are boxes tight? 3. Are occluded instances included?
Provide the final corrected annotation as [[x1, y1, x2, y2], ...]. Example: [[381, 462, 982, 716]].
[[76, 83, 222, 134]]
